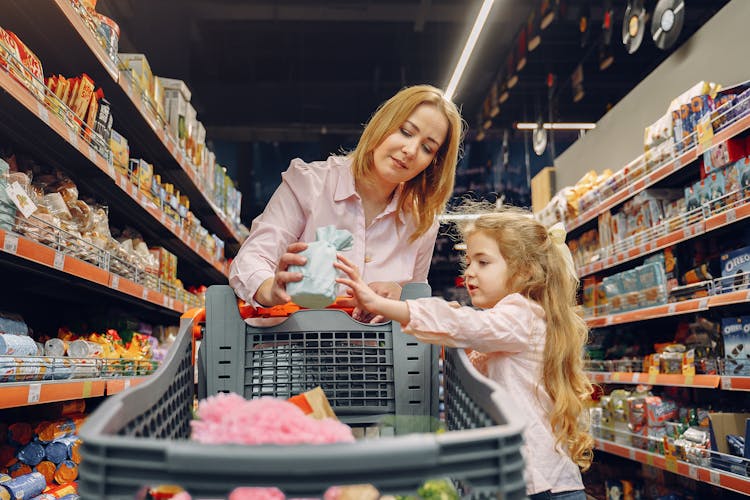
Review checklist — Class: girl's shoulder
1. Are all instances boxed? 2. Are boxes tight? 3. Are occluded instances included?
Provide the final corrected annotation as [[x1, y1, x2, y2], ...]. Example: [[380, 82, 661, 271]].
[[494, 293, 545, 319]]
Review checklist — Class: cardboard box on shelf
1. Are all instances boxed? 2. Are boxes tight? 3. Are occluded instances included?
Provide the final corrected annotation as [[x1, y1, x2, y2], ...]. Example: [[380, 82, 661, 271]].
[[531, 167, 555, 215]]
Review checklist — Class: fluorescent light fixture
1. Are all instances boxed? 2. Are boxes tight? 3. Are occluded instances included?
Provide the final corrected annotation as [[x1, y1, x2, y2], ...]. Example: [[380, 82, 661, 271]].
[[515, 122, 596, 130], [444, 0, 495, 101]]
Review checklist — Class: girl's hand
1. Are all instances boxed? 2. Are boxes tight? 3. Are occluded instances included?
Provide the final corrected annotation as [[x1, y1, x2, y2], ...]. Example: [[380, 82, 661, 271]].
[[255, 242, 308, 306], [334, 254, 384, 321], [357, 281, 401, 323]]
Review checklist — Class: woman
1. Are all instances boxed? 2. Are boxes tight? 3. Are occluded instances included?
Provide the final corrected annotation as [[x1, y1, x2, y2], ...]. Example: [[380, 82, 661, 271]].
[[229, 84, 464, 321]]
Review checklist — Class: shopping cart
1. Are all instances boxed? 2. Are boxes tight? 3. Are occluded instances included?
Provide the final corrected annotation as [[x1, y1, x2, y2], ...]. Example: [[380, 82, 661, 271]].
[[79, 285, 526, 499]]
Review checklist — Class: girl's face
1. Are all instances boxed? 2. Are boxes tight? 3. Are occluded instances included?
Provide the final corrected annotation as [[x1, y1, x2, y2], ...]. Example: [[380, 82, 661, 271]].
[[463, 231, 510, 309], [371, 103, 449, 191]]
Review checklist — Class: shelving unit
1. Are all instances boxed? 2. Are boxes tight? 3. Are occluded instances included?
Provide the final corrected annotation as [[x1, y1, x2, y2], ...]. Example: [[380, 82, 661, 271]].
[[593, 438, 750, 496], [552, 88, 750, 494], [4, 0, 246, 248], [0, 0, 240, 432]]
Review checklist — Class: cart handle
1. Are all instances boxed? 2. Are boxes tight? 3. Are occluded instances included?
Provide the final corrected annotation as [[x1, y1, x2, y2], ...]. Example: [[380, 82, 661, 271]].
[[236, 297, 355, 319]]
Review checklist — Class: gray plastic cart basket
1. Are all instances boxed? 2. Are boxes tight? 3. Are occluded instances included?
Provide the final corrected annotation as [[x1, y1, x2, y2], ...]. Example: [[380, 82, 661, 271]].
[[79, 285, 526, 499]]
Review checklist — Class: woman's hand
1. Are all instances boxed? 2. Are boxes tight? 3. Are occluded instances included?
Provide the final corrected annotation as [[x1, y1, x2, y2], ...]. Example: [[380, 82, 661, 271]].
[[254, 242, 308, 306]]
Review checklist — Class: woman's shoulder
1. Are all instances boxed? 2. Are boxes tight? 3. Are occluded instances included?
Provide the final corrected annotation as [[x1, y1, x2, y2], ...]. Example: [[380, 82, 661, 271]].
[[285, 155, 350, 178]]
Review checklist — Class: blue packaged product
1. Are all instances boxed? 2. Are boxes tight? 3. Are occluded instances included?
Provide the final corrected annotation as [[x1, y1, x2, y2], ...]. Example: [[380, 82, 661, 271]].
[[45, 435, 78, 465], [28, 494, 56, 500], [17, 441, 45, 466], [2, 472, 45, 499], [57, 495, 80, 500], [720, 245, 750, 292]]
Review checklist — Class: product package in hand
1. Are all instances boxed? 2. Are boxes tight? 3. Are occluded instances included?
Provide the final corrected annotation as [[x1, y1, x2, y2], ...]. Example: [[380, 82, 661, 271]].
[[287, 226, 353, 309]]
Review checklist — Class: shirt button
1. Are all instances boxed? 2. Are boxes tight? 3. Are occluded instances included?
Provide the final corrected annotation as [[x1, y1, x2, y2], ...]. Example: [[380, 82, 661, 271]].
[[364, 255, 373, 263]]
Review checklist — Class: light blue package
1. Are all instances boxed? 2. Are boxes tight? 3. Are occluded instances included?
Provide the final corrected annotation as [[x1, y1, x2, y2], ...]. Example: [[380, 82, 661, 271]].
[[287, 226, 354, 309]]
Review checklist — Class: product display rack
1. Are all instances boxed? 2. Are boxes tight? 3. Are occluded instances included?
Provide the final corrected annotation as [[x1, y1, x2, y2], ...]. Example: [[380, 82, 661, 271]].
[[555, 92, 750, 494], [4, 0, 246, 249], [0, 66, 228, 284], [593, 436, 750, 496], [565, 113, 750, 234], [0, 2, 238, 419]]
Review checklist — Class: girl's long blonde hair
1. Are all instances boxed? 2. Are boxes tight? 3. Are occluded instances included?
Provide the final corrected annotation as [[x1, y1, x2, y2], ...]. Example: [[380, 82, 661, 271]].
[[350, 85, 464, 241], [460, 206, 594, 471]]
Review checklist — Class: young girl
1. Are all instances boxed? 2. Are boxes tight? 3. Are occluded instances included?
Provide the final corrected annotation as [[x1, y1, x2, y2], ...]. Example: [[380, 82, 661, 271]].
[[229, 85, 464, 323], [334, 206, 594, 499]]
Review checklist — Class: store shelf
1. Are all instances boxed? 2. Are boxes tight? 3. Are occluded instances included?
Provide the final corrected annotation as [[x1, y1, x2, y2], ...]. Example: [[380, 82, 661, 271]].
[[586, 371, 720, 388], [0, 62, 227, 284], [721, 376, 750, 391], [0, 228, 190, 315], [565, 112, 750, 234], [586, 297, 710, 327], [3, 0, 245, 249], [594, 438, 750, 496], [578, 193, 750, 279], [105, 376, 148, 395], [0, 375, 153, 408], [0, 379, 106, 409]]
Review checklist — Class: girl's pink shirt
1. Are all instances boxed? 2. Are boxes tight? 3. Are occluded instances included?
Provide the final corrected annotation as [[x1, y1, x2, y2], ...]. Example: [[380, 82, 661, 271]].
[[229, 155, 439, 306], [404, 292, 585, 495]]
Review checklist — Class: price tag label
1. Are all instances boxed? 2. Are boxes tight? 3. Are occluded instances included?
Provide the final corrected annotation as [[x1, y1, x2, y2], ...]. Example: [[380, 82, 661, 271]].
[[709, 469, 721, 485], [107, 162, 116, 178], [665, 455, 678, 473], [36, 102, 50, 124], [646, 454, 654, 466], [87, 147, 98, 164], [3, 233, 18, 255], [163, 294, 169, 306], [698, 298, 709, 309], [160, 212, 166, 225], [111, 274, 119, 290], [124, 379, 131, 390], [27, 383, 41, 403], [130, 184, 138, 198], [6, 181, 38, 218], [605, 316, 614, 326], [726, 209, 737, 224], [688, 465, 699, 480], [648, 367, 659, 384], [142, 288, 149, 300], [611, 372, 621, 382], [53, 251, 65, 270], [668, 303, 677, 314], [632, 373, 641, 383], [67, 128, 79, 147], [722, 376, 732, 390], [684, 374, 695, 386], [82, 380, 92, 398], [628, 448, 636, 460]]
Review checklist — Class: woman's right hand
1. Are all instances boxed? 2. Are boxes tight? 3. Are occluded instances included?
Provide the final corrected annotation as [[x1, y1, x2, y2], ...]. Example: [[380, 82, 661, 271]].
[[253, 242, 308, 306]]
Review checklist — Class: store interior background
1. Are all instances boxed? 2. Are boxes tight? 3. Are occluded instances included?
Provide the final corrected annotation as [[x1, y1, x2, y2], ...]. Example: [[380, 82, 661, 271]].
[[99, 0, 740, 299]]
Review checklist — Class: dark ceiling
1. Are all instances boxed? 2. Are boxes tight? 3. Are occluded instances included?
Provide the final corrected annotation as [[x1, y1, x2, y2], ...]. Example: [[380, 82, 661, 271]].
[[99, 0, 730, 144]]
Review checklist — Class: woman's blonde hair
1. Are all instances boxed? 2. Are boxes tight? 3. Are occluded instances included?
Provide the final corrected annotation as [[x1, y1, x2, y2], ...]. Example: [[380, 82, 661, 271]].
[[350, 85, 464, 241], [458, 205, 594, 471]]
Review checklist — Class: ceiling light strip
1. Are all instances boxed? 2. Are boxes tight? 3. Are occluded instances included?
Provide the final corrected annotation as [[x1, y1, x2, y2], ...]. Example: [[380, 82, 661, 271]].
[[444, 0, 495, 101]]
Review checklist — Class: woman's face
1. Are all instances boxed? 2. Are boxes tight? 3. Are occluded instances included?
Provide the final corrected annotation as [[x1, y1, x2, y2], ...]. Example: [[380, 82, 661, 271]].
[[371, 103, 449, 190]]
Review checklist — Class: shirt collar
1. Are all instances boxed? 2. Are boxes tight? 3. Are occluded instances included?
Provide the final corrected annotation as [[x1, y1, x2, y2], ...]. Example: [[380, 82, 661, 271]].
[[334, 156, 407, 225]]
